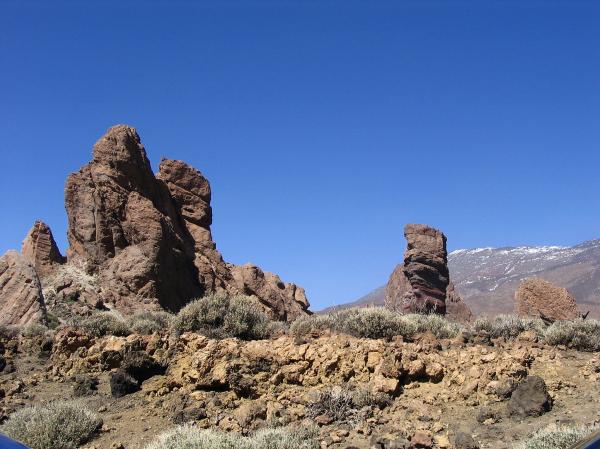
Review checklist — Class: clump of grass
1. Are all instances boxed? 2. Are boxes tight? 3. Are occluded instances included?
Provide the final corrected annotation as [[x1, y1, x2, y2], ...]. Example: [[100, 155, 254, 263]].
[[543, 319, 600, 351], [473, 315, 545, 339], [306, 385, 392, 422], [172, 294, 274, 340], [127, 311, 173, 335], [21, 323, 51, 338], [143, 424, 319, 449], [0, 400, 102, 449], [78, 312, 131, 337], [0, 324, 20, 339], [291, 308, 462, 340], [515, 424, 599, 449]]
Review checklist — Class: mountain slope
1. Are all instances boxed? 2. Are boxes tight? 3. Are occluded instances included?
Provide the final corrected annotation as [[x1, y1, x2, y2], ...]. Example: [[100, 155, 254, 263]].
[[328, 239, 600, 318]]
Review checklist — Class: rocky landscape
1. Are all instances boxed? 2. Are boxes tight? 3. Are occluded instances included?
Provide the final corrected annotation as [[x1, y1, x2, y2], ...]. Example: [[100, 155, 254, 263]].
[[1, 126, 600, 449]]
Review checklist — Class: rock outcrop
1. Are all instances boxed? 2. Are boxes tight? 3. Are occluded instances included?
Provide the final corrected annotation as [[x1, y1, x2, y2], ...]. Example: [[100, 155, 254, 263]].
[[157, 158, 309, 321], [64, 125, 202, 312], [60, 125, 309, 319], [0, 251, 47, 326], [514, 278, 581, 321], [385, 224, 472, 321], [21, 220, 65, 278]]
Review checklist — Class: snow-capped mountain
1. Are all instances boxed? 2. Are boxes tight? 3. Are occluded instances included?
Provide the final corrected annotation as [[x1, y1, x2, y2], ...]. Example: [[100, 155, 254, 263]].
[[448, 239, 600, 317], [328, 239, 600, 317]]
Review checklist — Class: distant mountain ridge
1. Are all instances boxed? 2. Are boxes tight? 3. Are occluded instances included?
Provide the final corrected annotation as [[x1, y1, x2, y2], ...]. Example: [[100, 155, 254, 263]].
[[326, 239, 600, 318]]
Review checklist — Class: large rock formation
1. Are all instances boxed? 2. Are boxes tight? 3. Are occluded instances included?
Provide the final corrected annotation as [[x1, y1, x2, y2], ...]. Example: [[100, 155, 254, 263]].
[[21, 220, 65, 278], [61, 125, 309, 319], [0, 251, 47, 326], [385, 224, 472, 322], [65, 125, 202, 312], [514, 278, 582, 321]]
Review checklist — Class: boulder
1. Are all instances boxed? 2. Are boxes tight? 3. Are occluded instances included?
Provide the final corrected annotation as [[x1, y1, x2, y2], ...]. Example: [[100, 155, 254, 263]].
[[385, 224, 472, 320], [514, 278, 581, 321], [507, 375, 552, 417], [0, 251, 47, 326], [21, 220, 65, 278]]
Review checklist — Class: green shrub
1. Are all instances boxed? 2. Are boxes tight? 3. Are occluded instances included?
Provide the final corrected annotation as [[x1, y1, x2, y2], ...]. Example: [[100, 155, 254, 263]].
[[473, 315, 545, 339], [128, 311, 173, 335], [78, 312, 131, 337], [543, 319, 600, 351], [291, 308, 462, 340], [0, 400, 102, 449], [172, 294, 273, 340], [143, 424, 319, 449], [515, 424, 599, 449]]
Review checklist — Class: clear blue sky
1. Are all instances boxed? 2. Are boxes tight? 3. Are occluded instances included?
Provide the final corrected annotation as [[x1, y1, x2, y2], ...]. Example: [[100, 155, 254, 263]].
[[1, 1, 599, 310]]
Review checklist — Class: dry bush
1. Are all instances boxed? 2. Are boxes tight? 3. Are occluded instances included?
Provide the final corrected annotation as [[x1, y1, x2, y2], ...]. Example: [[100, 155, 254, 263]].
[[172, 294, 273, 340], [543, 319, 600, 351], [473, 315, 545, 339], [515, 424, 599, 449], [78, 312, 131, 337], [143, 424, 319, 449], [0, 400, 102, 449], [21, 323, 51, 338], [127, 311, 174, 335], [307, 385, 391, 422], [291, 308, 462, 340]]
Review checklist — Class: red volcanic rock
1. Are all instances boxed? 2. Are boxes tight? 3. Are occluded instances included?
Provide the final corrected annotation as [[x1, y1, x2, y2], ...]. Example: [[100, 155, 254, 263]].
[[61, 126, 309, 319], [514, 278, 581, 321], [0, 251, 47, 326], [158, 159, 310, 320], [64, 125, 202, 312], [385, 224, 472, 321], [21, 220, 65, 278]]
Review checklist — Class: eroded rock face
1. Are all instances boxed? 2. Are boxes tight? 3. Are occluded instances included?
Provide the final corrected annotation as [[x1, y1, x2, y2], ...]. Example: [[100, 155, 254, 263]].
[[65, 125, 202, 312], [157, 158, 310, 321], [385, 224, 472, 321], [0, 251, 47, 326], [61, 126, 309, 319], [514, 278, 581, 321], [21, 220, 65, 278]]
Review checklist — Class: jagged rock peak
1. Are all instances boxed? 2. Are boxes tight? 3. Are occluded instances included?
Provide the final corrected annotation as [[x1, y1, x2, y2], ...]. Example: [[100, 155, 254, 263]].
[[0, 250, 47, 326], [514, 277, 582, 321], [21, 220, 65, 277]]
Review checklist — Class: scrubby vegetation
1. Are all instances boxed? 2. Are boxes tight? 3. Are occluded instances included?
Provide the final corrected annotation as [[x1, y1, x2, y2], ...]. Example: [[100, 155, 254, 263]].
[[516, 424, 599, 449], [291, 308, 463, 340], [0, 400, 102, 449], [473, 315, 545, 339], [78, 312, 131, 337], [127, 311, 174, 335], [171, 294, 274, 340], [144, 424, 319, 449], [21, 323, 51, 338], [306, 385, 391, 423], [544, 319, 600, 351]]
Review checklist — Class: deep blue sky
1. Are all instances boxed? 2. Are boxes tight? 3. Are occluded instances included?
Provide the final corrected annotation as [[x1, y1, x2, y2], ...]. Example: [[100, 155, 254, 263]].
[[1, 1, 599, 310]]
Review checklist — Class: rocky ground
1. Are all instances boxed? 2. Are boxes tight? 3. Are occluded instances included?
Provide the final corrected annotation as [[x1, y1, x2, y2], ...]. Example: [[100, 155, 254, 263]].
[[2, 328, 600, 449]]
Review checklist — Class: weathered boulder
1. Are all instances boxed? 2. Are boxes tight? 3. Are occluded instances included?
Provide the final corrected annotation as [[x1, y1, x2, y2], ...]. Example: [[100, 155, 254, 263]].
[[230, 264, 309, 321], [21, 220, 65, 277], [385, 224, 472, 320], [514, 278, 581, 321], [507, 375, 552, 417], [0, 251, 47, 326], [64, 125, 202, 312]]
